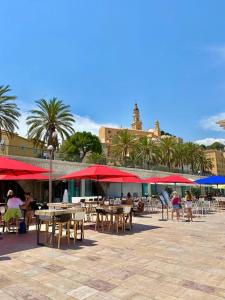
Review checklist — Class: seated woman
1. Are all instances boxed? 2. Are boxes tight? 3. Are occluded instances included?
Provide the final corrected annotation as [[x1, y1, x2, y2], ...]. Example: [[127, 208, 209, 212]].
[[125, 192, 133, 206], [3, 190, 24, 232], [23, 192, 34, 230], [137, 199, 145, 213]]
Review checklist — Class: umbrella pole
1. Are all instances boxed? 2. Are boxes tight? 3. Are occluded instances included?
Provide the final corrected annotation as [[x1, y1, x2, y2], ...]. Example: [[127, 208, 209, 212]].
[[48, 149, 53, 203]]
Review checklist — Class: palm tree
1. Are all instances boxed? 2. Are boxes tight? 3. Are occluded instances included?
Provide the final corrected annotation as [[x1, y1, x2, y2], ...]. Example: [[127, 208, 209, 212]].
[[0, 85, 20, 139], [185, 142, 200, 174], [137, 136, 158, 169], [111, 129, 137, 166], [174, 142, 187, 172], [26, 98, 75, 149], [196, 151, 213, 174], [159, 137, 176, 171]]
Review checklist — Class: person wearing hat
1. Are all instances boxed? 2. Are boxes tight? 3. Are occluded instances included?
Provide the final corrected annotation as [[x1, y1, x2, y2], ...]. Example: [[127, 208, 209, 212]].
[[171, 191, 181, 221], [3, 190, 24, 232]]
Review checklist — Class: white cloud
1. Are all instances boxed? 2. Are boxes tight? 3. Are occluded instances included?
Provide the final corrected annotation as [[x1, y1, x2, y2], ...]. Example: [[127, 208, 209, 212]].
[[73, 114, 119, 135], [195, 138, 225, 146], [16, 112, 120, 138], [208, 45, 225, 63], [199, 112, 225, 132], [16, 112, 29, 138]]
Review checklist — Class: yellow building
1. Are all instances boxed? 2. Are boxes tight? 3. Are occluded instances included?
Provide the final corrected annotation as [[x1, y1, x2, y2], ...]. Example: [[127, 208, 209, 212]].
[[0, 131, 44, 158], [99, 103, 161, 158], [204, 149, 225, 176]]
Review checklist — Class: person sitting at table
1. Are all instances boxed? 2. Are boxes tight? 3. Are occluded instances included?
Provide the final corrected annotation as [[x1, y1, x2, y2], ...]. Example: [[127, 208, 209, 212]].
[[3, 190, 24, 231], [137, 198, 145, 213], [23, 192, 34, 230], [125, 192, 133, 206]]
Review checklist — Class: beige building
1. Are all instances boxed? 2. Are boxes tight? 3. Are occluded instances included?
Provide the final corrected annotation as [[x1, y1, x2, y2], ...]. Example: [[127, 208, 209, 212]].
[[204, 149, 225, 176], [99, 103, 161, 158], [0, 131, 44, 158]]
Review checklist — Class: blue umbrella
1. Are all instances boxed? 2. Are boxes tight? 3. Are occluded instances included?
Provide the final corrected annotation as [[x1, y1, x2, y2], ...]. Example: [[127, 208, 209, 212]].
[[195, 176, 225, 185]]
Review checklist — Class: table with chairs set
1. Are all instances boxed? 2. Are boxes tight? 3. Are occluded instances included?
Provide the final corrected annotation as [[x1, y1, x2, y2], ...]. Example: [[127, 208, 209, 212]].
[[95, 204, 132, 233], [213, 196, 225, 210], [34, 197, 134, 248], [35, 206, 85, 248]]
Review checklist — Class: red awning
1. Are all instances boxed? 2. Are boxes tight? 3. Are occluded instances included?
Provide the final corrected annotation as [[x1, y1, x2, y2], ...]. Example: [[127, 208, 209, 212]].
[[0, 173, 48, 181], [0, 156, 48, 175], [60, 164, 139, 180], [158, 175, 194, 184], [142, 176, 163, 184], [99, 176, 143, 183]]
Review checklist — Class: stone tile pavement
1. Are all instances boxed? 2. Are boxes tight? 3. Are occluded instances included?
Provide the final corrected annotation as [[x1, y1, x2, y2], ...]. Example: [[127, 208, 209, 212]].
[[1, 212, 225, 299]]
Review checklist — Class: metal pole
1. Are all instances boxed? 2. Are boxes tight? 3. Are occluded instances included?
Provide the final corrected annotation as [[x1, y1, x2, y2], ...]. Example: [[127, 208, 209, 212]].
[[49, 149, 53, 203]]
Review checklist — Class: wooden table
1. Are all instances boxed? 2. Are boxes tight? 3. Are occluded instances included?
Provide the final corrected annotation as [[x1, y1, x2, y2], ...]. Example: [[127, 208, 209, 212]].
[[35, 208, 83, 246], [96, 205, 133, 231], [47, 203, 74, 209]]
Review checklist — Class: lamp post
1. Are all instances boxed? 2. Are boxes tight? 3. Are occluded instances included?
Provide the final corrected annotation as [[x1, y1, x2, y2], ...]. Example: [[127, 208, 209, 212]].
[[47, 145, 54, 203]]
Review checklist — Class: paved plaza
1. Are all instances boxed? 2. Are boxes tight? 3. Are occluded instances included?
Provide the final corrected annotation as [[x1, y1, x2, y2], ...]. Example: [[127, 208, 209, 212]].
[[1, 212, 225, 299]]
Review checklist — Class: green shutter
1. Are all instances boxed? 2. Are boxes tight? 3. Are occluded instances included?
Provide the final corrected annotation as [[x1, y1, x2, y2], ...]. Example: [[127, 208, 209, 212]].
[[142, 183, 148, 196], [68, 180, 81, 202]]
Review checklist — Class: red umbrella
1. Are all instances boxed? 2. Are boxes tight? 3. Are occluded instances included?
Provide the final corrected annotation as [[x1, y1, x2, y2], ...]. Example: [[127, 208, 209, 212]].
[[0, 173, 48, 181], [0, 156, 48, 175], [142, 176, 163, 184], [60, 164, 139, 180], [99, 176, 143, 183], [159, 175, 194, 184]]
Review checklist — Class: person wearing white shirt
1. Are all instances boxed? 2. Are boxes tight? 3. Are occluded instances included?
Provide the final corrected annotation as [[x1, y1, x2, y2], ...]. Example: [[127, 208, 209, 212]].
[[3, 190, 24, 232]]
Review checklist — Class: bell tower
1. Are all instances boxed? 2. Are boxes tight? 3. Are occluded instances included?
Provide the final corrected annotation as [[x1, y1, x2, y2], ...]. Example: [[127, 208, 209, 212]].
[[131, 103, 142, 130], [154, 120, 161, 136]]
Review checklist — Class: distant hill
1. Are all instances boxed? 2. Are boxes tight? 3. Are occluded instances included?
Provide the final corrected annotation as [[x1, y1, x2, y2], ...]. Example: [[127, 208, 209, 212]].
[[200, 142, 225, 151]]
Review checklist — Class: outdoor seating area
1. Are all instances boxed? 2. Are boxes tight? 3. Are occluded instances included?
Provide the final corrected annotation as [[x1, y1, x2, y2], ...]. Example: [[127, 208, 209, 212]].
[[2, 206, 225, 299], [2, 158, 225, 298]]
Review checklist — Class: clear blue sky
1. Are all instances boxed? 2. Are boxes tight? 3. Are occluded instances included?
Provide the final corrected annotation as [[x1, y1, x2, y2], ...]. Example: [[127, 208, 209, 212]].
[[1, 0, 225, 144]]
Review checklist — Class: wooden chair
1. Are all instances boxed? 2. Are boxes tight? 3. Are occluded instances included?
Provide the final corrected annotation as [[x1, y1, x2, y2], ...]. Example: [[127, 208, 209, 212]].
[[71, 211, 85, 244], [123, 206, 132, 231], [110, 207, 124, 233], [39, 216, 53, 244], [55, 214, 71, 249], [0, 206, 6, 233], [95, 208, 109, 231], [4, 208, 22, 234]]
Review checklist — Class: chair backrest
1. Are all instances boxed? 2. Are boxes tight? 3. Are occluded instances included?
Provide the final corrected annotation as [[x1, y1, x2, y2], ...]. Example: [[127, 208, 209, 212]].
[[204, 200, 210, 207], [115, 198, 121, 205], [72, 197, 81, 204], [74, 211, 85, 221], [123, 206, 131, 214], [116, 207, 124, 214], [0, 206, 6, 214], [56, 213, 71, 223]]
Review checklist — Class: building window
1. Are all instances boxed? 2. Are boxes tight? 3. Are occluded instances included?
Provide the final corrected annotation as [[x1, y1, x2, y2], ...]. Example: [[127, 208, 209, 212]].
[[108, 130, 111, 134]]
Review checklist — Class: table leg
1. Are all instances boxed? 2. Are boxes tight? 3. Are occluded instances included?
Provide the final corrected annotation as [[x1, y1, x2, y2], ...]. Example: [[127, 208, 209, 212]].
[[95, 212, 99, 230], [51, 217, 56, 247], [109, 213, 113, 231], [130, 211, 133, 229], [36, 216, 44, 246]]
